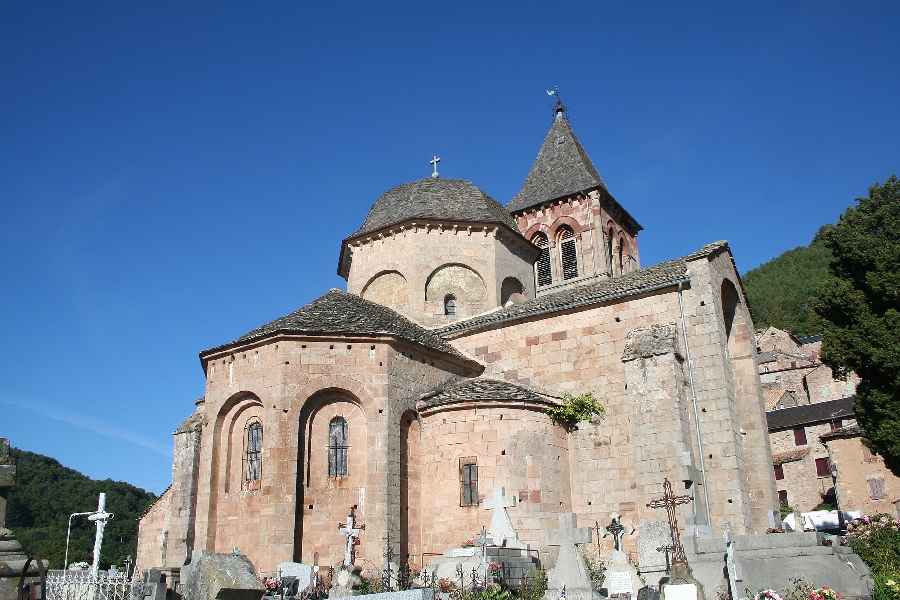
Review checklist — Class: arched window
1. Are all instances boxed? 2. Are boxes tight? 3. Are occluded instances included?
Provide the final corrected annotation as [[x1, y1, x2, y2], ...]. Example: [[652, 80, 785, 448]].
[[533, 233, 552, 287], [606, 228, 614, 276], [444, 295, 456, 315], [328, 417, 349, 478], [559, 226, 578, 280], [246, 421, 262, 486]]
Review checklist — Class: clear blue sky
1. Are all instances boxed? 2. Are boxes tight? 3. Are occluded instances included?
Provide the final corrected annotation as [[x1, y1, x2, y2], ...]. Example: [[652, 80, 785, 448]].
[[2, 2, 898, 495]]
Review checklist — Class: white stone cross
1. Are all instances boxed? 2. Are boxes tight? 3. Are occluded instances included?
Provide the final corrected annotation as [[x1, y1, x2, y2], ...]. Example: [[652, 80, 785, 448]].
[[338, 507, 364, 566], [430, 156, 441, 178], [483, 487, 523, 548], [546, 513, 595, 597]]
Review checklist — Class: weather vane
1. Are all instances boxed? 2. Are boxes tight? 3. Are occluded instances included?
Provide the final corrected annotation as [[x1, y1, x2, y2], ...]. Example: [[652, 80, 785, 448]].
[[546, 86, 568, 120]]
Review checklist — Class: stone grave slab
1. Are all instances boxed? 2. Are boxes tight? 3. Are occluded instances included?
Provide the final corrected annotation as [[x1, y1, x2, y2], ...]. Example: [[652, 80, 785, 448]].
[[181, 550, 264, 600], [637, 522, 672, 588]]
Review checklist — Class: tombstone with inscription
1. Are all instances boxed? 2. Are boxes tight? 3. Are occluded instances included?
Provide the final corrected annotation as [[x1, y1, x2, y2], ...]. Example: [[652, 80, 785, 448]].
[[542, 513, 601, 600], [0, 438, 45, 600], [603, 550, 643, 600], [277, 562, 315, 595]]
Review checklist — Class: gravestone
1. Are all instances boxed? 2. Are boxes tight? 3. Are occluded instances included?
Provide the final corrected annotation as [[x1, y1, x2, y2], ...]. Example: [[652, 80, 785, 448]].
[[329, 565, 363, 599], [277, 562, 314, 592], [0, 438, 44, 600], [180, 550, 264, 600], [603, 550, 643, 599], [637, 522, 672, 588], [142, 569, 168, 600], [637, 587, 661, 600], [722, 523, 744, 600], [543, 513, 600, 600], [766, 510, 781, 529], [661, 583, 697, 600], [484, 487, 525, 549]]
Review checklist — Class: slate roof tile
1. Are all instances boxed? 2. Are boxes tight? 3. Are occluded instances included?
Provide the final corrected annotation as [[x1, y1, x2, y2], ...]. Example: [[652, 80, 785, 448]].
[[507, 114, 608, 213], [200, 289, 472, 362], [437, 241, 729, 336], [766, 396, 855, 431], [418, 378, 557, 410], [350, 178, 522, 239]]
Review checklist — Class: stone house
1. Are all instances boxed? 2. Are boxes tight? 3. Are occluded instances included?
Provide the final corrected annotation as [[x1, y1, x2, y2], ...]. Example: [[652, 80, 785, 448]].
[[820, 424, 900, 517], [136, 104, 777, 576]]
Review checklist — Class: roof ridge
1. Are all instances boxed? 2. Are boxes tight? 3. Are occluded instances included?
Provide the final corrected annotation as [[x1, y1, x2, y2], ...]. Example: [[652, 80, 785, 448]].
[[200, 288, 475, 364]]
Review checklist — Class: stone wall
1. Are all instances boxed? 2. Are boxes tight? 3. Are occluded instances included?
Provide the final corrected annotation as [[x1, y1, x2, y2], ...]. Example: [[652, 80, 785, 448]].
[[445, 249, 777, 537], [416, 403, 571, 565], [136, 489, 172, 571], [344, 223, 537, 326], [825, 434, 900, 514], [191, 336, 478, 573]]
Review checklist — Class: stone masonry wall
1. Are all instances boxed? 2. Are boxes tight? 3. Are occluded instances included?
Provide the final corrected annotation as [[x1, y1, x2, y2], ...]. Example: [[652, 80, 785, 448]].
[[826, 435, 900, 514], [445, 251, 776, 537], [136, 489, 171, 572], [344, 223, 537, 327], [416, 404, 570, 566], [771, 423, 842, 511], [190, 335, 477, 574]]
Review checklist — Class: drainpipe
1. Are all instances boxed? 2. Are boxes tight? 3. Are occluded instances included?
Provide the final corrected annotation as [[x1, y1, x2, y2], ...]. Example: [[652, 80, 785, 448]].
[[678, 281, 712, 528]]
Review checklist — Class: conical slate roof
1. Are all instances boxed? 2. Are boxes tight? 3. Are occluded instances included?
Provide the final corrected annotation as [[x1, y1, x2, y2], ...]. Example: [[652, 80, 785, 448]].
[[350, 177, 522, 239], [200, 289, 473, 362], [507, 113, 608, 213]]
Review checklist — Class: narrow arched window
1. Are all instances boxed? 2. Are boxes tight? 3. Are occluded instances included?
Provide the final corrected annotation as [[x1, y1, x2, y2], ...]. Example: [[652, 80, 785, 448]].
[[559, 226, 578, 280], [444, 295, 456, 315], [246, 421, 262, 485], [533, 233, 552, 287], [617, 238, 625, 274], [329, 417, 349, 478]]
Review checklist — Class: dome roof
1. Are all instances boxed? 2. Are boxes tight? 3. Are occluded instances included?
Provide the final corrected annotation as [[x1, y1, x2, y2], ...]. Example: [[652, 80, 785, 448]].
[[349, 178, 522, 239]]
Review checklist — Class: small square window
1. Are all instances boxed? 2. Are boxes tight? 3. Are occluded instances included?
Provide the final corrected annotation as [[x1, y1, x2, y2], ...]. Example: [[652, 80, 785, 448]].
[[778, 490, 788, 502], [793, 427, 807, 446], [774, 464, 785, 480], [815, 457, 831, 477]]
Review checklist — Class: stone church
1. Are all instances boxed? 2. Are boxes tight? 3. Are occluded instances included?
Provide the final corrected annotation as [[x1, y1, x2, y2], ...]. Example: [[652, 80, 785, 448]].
[[136, 103, 777, 577]]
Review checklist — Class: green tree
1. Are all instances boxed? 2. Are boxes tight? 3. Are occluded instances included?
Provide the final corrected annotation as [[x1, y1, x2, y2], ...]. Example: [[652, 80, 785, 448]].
[[812, 175, 900, 475], [742, 234, 833, 337]]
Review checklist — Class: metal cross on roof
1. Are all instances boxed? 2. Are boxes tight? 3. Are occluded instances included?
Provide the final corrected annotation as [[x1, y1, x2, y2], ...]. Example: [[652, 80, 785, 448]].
[[646, 478, 693, 564], [430, 156, 441, 178]]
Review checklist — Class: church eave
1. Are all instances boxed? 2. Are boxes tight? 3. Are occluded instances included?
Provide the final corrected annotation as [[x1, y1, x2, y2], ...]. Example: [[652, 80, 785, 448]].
[[416, 397, 558, 417], [509, 187, 644, 237], [336, 218, 540, 279]]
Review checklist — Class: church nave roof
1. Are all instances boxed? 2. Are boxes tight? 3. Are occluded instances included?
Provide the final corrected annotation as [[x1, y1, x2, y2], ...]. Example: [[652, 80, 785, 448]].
[[436, 241, 730, 336], [200, 288, 473, 363]]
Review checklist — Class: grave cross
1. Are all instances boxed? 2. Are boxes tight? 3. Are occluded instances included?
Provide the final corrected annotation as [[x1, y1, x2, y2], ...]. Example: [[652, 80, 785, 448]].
[[547, 514, 593, 595], [337, 506, 365, 566], [483, 487, 519, 547], [605, 516, 625, 551], [646, 478, 693, 564], [430, 156, 441, 178], [474, 526, 494, 583]]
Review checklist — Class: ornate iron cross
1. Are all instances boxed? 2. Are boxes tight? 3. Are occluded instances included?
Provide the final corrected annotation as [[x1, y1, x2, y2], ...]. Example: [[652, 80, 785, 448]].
[[646, 478, 693, 564], [605, 516, 626, 551]]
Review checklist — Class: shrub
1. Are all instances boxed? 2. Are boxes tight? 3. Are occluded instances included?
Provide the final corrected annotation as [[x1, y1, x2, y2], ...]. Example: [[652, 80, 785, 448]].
[[519, 568, 547, 600], [873, 571, 900, 600], [845, 514, 900, 574], [546, 392, 605, 431]]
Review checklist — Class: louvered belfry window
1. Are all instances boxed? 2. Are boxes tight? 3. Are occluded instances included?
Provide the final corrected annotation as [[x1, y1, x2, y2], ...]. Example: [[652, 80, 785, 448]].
[[533, 233, 552, 287], [559, 227, 578, 280], [246, 421, 262, 483], [329, 417, 349, 478]]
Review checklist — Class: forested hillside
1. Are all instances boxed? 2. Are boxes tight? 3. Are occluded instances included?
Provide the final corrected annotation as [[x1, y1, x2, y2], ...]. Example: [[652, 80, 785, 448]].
[[6, 447, 157, 570], [742, 230, 832, 337]]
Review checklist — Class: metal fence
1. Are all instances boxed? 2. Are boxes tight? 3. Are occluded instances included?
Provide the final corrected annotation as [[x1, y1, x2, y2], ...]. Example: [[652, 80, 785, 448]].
[[45, 570, 141, 600]]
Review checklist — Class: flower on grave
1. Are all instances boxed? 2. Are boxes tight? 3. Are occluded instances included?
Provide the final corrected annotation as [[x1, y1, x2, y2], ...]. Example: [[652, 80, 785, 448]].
[[462, 540, 475, 547], [264, 578, 282, 591], [438, 577, 456, 593], [489, 562, 501, 574], [806, 587, 840, 600], [68, 561, 90, 571], [766, 527, 785, 534], [754, 589, 784, 600], [411, 567, 422, 577]]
